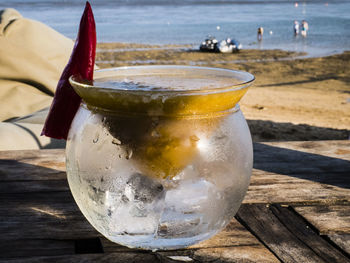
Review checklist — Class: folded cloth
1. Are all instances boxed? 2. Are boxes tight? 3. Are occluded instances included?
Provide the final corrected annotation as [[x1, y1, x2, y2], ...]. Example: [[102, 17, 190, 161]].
[[0, 8, 74, 150], [0, 108, 66, 150]]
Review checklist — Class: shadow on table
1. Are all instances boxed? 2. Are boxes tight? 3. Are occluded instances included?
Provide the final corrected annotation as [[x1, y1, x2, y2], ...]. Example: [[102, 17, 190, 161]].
[[253, 142, 350, 189], [0, 159, 65, 188], [248, 119, 349, 142]]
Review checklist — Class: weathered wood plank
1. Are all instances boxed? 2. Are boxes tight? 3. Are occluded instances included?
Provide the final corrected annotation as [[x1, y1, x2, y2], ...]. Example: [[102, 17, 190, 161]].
[[0, 192, 279, 261], [246, 141, 350, 204], [244, 171, 350, 204], [254, 141, 350, 160], [0, 189, 276, 262], [0, 239, 75, 259], [91, 218, 267, 252], [236, 204, 350, 263], [0, 179, 69, 193], [0, 141, 349, 261], [191, 246, 279, 263], [270, 204, 349, 262], [0, 192, 99, 240], [253, 141, 350, 186], [103, 218, 279, 262], [3, 169, 349, 203], [1, 141, 349, 202], [100, 239, 136, 253], [0, 149, 65, 166], [294, 205, 350, 234], [191, 218, 271, 249], [1, 248, 279, 263], [0, 252, 159, 263], [0, 150, 67, 193], [177, 218, 279, 262], [294, 204, 350, 256], [0, 149, 65, 181], [329, 234, 350, 256], [253, 142, 350, 183], [158, 246, 280, 263], [1, 141, 349, 181], [1, 141, 349, 203]]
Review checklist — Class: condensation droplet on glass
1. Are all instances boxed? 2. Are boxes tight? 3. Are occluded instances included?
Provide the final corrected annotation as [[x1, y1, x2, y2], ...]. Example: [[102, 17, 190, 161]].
[[93, 133, 99, 143], [151, 130, 160, 138], [112, 138, 121, 145], [126, 149, 133, 160], [216, 192, 223, 199], [151, 116, 159, 126], [151, 93, 159, 100], [190, 135, 200, 146], [190, 135, 200, 142]]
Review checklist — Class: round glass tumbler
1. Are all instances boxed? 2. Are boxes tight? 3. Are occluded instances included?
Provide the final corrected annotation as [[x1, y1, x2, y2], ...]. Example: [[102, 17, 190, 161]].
[[67, 66, 255, 250]]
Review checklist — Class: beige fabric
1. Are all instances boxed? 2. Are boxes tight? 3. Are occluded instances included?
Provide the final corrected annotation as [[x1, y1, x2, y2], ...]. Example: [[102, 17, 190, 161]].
[[0, 8, 74, 121], [0, 8, 74, 150], [0, 108, 65, 150]]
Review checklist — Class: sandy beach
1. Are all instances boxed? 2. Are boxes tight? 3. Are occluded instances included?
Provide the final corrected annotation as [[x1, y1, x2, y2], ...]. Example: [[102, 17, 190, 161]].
[[95, 43, 350, 142]]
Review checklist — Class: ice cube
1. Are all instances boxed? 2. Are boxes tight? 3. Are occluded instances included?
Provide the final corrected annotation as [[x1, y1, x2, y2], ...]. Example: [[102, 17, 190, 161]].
[[125, 173, 164, 203], [106, 173, 165, 236], [157, 210, 202, 238], [165, 179, 213, 211]]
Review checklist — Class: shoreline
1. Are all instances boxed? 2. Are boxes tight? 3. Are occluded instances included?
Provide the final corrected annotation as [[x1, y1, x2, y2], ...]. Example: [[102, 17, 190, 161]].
[[96, 42, 350, 60], [96, 43, 350, 142]]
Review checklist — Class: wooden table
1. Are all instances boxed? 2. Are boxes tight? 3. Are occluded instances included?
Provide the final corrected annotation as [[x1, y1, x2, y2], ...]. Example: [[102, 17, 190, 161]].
[[1, 140, 349, 262]]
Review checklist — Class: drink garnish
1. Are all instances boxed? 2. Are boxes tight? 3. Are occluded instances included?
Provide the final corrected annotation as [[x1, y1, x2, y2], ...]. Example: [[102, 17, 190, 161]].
[[41, 1, 96, 140]]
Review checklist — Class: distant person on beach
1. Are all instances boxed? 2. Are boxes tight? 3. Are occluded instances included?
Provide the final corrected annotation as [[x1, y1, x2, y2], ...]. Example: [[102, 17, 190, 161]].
[[301, 20, 309, 37], [294, 20, 300, 36], [257, 27, 264, 41]]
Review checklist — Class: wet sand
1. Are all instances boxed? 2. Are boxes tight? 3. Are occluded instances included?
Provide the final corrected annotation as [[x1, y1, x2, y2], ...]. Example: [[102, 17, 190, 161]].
[[96, 43, 350, 142]]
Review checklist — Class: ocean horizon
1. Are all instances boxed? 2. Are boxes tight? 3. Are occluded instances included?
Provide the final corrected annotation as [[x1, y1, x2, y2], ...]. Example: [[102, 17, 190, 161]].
[[1, 0, 350, 57]]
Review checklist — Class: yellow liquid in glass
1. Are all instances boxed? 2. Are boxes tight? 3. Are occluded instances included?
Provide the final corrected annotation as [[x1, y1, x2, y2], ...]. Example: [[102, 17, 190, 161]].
[[70, 67, 251, 178]]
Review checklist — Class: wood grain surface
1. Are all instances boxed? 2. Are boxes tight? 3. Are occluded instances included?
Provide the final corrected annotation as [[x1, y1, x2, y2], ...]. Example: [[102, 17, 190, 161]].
[[0, 140, 349, 262]]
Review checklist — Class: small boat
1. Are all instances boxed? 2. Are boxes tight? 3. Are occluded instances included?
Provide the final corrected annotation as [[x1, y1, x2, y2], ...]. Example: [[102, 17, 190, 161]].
[[199, 36, 218, 52], [217, 38, 242, 53], [200, 37, 242, 53]]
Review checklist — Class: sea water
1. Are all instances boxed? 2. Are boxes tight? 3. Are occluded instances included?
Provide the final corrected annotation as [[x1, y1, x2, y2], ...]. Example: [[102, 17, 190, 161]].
[[2, 0, 350, 57]]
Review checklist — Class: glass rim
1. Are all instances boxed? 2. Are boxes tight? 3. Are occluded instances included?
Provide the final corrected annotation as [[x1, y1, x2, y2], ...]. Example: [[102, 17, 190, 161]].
[[69, 65, 255, 95]]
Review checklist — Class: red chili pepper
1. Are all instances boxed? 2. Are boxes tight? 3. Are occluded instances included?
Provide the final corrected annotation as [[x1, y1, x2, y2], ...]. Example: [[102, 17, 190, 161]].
[[41, 1, 96, 140]]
